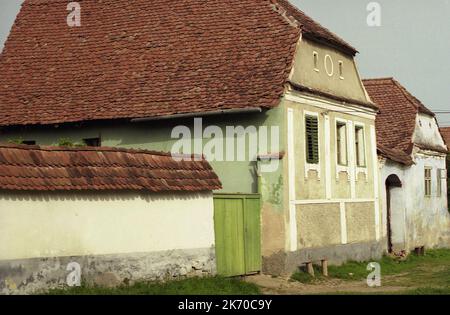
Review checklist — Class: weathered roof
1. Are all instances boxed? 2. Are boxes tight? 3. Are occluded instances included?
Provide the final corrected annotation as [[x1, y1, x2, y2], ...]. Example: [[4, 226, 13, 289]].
[[275, 0, 357, 55], [0, 144, 221, 192], [440, 127, 450, 147], [363, 78, 441, 164], [0, 0, 357, 127], [377, 145, 414, 166]]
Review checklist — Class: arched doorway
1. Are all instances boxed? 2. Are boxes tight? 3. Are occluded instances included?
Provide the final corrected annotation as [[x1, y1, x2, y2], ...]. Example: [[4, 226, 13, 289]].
[[385, 174, 402, 253]]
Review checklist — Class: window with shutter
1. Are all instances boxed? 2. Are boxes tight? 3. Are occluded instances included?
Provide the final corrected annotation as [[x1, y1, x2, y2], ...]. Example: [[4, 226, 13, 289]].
[[437, 169, 443, 197], [425, 167, 432, 197], [305, 115, 319, 164]]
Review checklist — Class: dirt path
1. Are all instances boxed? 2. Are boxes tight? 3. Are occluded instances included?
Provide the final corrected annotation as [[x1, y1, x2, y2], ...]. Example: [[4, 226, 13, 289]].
[[244, 274, 411, 295]]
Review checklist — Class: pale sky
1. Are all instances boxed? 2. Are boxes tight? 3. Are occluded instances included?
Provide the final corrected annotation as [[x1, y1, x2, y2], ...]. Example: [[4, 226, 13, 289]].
[[1, 0, 449, 126]]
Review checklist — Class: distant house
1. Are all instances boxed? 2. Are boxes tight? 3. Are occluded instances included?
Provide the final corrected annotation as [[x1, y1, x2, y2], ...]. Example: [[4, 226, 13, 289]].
[[364, 78, 450, 253], [440, 127, 450, 208], [0, 144, 221, 294], [0, 0, 382, 277]]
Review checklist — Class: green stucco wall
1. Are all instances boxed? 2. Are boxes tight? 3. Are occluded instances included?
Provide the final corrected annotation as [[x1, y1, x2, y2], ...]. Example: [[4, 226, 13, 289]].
[[0, 108, 285, 195]]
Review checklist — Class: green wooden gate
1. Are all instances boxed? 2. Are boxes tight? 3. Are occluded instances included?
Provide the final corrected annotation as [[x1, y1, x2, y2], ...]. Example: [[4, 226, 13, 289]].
[[213, 194, 261, 276]]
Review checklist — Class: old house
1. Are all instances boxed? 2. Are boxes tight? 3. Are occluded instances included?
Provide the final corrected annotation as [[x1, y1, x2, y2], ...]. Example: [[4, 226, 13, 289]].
[[363, 78, 450, 253], [440, 127, 450, 208], [0, 0, 381, 277], [0, 144, 221, 294]]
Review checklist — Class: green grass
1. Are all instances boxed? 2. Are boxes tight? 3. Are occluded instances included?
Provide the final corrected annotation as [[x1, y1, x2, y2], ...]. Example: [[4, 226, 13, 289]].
[[327, 249, 450, 283], [291, 265, 326, 283], [399, 287, 450, 295], [43, 276, 261, 295], [290, 249, 450, 294]]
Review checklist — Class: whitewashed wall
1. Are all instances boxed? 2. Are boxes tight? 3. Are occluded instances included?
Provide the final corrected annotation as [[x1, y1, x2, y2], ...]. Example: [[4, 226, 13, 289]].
[[413, 114, 447, 149], [380, 154, 450, 251], [0, 191, 215, 261]]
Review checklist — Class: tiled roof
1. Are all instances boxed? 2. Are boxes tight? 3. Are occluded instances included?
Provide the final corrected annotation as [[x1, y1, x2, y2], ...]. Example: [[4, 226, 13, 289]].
[[275, 0, 357, 55], [0, 0, 357, 127], [363, 78, 440, 162], [440, 127, 450, 147], [377, 145, 414, 166], [0, 144, 221, 192]]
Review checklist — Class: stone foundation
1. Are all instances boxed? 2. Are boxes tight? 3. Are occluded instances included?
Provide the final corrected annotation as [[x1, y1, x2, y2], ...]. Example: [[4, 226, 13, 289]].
[[263, 240, 385, 275], [0, 247, 216, 295]]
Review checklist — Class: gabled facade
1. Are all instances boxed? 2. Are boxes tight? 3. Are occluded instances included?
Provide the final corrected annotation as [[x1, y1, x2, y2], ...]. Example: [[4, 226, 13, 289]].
[[0, 0, 382, 276], [364, 78, 450, 253], [440, 127, 450, 209]]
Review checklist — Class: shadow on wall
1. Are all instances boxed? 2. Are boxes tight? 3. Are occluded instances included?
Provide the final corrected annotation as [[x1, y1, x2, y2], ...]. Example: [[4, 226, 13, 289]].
[[0, 191, 211, 203]]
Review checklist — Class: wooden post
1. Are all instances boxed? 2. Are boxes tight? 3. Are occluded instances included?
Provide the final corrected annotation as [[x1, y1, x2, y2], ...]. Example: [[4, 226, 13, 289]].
[[306, 262, 315, 277], [321, 260, 328, 277]]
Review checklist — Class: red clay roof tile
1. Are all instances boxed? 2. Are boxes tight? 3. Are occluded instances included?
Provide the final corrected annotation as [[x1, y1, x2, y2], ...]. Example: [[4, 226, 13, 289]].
[[363, 78, 447, 163], [440, 127, 450, 147], [0, 0, 356, 127], [0, 144, 221, 192], [275, 0, 357, 55]]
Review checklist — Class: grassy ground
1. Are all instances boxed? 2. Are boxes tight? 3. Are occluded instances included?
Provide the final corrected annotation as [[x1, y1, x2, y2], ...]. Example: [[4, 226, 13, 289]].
[[291, 265, 326, 284], [290, 249, 450, 294], [43, 249, 450, 295], [43, 276, 261, 295]]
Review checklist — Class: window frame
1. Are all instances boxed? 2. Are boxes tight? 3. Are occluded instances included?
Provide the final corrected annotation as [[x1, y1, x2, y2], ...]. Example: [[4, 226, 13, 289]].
[[21, 140, 36, 145], [83, 137, 102, 147], [437, 168, 444, 197], [354, 124, 367, 168], [336, 121, 348, 166], [424, 167, 432, 197], [305, 114, 320, 165], [303, 111, 321, 179]]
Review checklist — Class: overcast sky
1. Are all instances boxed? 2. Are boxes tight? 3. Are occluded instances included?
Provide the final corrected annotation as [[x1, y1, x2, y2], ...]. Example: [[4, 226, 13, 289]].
[[1, 0, 449, 126]]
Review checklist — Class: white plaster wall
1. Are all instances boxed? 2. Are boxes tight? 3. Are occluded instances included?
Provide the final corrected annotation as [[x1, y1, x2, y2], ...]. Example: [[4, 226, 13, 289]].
[[413, 113, 447, 150], [380, 154, 450, 251], [406, 153, 450, 248], [0, 191, 215, 261]]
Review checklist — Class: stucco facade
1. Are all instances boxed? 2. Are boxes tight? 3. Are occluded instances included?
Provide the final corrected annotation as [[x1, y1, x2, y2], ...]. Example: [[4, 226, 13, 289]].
[[380, 116, 450, 252], [0, 37, 384, 275], [0, 191, 216, 294], [380, 153, 450, 251]]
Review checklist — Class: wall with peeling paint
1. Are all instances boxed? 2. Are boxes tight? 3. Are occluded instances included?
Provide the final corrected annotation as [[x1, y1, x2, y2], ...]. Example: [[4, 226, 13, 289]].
[[0, 191, 217, 294], [413, 114, 447, 150], [0, 191, 215, 260], [0, 107, 288, 275], [380, 154, 450, 252], [277, 88, 383, 270]]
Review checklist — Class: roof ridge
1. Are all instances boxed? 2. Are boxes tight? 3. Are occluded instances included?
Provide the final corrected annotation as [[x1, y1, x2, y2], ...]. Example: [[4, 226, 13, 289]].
[[363, 77, 435, 116], [391, 79, 435, 116], [0, 143, 204, 160], [269, 0, 301, 28], [362, 77, 395, 83], [273, 0, 358, 55]]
